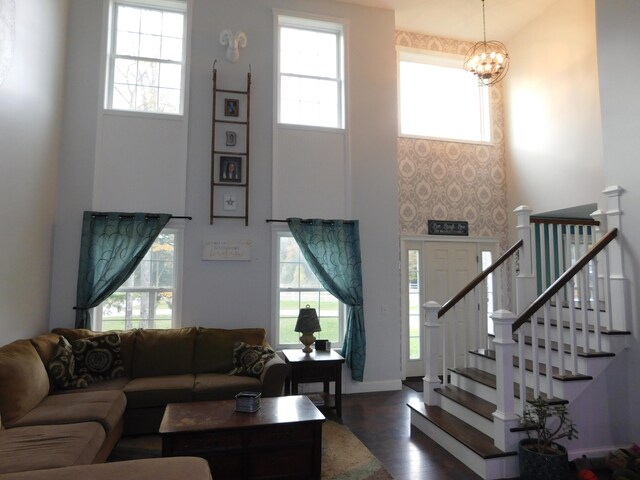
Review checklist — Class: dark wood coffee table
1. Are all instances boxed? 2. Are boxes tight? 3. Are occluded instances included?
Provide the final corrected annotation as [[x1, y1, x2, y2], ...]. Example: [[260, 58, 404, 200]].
[[159, 395, 325, 480]]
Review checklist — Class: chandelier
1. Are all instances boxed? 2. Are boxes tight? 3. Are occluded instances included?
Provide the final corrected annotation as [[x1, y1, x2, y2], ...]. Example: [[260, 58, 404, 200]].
[[463, 0, 510, 86]]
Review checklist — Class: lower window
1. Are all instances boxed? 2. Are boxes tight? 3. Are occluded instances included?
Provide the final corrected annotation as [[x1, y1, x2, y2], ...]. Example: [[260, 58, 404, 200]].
[[93, 227, 182, 331], [275, 231, 344, 348]]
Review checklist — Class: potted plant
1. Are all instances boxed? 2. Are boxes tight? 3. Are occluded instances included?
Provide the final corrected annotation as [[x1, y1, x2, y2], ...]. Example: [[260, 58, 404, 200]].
[[517, 397, 578, 480]]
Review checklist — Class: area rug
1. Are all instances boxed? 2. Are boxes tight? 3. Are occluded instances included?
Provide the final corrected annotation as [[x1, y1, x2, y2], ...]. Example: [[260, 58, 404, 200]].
[[402, 376, 424, 392], [108, 420, 393, 480]]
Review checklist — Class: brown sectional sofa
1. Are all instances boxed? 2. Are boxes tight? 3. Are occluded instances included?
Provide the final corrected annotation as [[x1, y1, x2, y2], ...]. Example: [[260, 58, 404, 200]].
[[0, 326, 288, 478]]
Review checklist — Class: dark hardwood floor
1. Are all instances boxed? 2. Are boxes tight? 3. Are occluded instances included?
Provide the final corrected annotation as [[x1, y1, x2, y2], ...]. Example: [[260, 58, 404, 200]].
[[328, 386, 613, 480], [326, 385, 484, 480]]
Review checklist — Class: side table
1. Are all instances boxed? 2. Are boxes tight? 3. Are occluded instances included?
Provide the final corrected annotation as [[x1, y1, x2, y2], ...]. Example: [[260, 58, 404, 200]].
[[282, 349, 345, 417]]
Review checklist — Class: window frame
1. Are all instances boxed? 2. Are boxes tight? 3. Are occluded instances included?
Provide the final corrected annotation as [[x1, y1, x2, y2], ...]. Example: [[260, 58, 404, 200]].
[[275, 12, 346, 130], [105, 0, 189, 116], [272, 228, 345, 350], [397, 47, 492, 145], [92, 221, 184, 331]]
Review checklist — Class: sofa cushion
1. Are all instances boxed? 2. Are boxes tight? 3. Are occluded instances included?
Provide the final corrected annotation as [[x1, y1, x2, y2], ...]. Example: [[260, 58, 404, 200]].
[[229, 342, 276, 378], [10, 389, 126, 436], [132, 327, 197, 377], [47, 336, 88, 389], [0, 340, 50, 427], [193, 373, 262, 401], [193, 328, 267, 374], [51, 328, 137, 377], [53, 376, 131, 394], [72, 333, 125, 383], [30, 333, 61, 367], [0, 457, 213, 480], [0, 422, 105, 474], [124, 374, 194, 409]]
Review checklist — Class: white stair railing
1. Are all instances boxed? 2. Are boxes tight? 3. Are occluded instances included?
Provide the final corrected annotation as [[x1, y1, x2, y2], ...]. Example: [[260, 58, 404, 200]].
[[421, 186, 627, 449]]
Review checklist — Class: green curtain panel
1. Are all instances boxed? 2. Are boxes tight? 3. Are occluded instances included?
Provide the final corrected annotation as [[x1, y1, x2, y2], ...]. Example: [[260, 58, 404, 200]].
[[74, 212, 171, 329], [287, 218, 365, 381]]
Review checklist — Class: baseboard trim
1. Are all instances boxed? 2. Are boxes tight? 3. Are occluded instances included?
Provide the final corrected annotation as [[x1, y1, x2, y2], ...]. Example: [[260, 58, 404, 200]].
[[343, 379, 402, 394]]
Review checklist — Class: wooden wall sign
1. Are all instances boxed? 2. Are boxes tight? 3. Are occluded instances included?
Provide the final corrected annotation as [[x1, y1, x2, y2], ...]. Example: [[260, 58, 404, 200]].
[[428, 220, 469, 236]]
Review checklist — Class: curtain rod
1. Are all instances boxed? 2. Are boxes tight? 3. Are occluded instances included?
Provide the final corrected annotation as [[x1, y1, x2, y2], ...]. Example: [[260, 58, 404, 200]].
[[265, 218, 355, 224], [91, 214, 192, 220]]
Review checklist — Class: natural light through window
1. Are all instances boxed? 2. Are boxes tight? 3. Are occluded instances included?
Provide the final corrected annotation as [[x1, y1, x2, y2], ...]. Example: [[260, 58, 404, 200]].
[[93, 228, 181, 331], [399, 50, 491, 143], [107, 1, 187, 114], [277, 15, 344, 128], [276, 233, 343, 347]]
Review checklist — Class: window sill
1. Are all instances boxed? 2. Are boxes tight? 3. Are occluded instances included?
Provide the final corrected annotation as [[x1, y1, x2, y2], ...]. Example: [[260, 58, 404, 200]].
[[399, 133, 494, 147], [102, 108, 185, 122]]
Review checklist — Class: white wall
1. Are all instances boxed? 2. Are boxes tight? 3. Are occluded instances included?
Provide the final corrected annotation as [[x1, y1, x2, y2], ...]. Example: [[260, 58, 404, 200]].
[[596, 0, 640, 438], [49, 0, 401, 390], [504, 0, 604, 220], [0, 0, 68, 344]]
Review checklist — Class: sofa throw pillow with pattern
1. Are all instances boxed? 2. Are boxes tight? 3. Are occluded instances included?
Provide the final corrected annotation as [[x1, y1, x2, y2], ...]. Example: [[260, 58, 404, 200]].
[[229, 342, 276, 378], [71, 333, 125, 384], [47, 336, 90, 389]]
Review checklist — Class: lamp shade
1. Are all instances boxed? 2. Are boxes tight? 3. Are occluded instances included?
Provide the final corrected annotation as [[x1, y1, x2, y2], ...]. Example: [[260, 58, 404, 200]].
[[294, 305, 321, 333]]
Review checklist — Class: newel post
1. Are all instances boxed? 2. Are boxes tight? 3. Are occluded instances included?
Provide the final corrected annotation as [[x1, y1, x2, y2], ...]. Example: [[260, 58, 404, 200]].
[[491, 309, 519, 451], [423, 301, 442, 406], [603, 185, 630, 331], [514, 205, 535, 314]]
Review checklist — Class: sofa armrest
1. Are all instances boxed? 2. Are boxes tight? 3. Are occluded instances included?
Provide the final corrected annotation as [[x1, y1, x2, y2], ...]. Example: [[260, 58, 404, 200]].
[[259, 354, 288, 397]]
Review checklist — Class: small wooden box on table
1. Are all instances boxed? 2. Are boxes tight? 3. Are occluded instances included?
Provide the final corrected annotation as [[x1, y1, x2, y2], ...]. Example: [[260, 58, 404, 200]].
[[282, 349, 345, 417], [159, 395, 325, 480]]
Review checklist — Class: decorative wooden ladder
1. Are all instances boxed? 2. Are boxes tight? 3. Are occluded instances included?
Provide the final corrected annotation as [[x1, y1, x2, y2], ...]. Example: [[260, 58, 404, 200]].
[[409, 186, 630, 480]]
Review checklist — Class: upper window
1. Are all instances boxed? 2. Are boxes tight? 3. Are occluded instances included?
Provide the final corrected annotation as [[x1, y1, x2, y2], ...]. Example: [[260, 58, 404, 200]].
[[275, 231, 344, 348], [277, 14, 345, 129], [398, 49, 491, 143], [93, 227, 182, 331], [106, 0, 187, 115]]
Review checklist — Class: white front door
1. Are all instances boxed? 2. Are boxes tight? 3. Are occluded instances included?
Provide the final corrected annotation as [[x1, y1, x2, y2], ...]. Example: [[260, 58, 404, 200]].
[[402, 239, 497, 378], [424, 241, 479, 370]]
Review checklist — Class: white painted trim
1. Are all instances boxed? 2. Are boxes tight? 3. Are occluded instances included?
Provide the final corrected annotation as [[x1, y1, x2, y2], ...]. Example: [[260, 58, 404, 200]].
[[167, 219, 186, 328], [401, 234, 500, 244], [343, 379, 402, 394]]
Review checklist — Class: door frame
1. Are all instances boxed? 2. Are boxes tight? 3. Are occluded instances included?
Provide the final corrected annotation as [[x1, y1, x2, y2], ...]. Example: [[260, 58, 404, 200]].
[[400, 235, 500, 380]]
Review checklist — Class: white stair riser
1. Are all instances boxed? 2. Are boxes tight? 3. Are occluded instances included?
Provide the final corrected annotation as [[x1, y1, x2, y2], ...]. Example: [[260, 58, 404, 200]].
[[450, 371, 497, 404], [410, 410, 520, 480], [439, 395, 494, 437]]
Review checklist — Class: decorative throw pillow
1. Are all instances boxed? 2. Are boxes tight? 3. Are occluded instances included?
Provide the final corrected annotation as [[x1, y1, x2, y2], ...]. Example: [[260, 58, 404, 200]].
[[229, 342, 276, 378], [71, 333, 124, 384], [47, 336, 89, 389]]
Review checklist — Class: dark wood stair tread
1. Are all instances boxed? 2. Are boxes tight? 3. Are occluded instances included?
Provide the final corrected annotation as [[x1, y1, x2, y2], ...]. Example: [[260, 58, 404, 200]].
[[449, 367, 567, 405], [471, 349, 592, 382], [408, 400, 516, 459], [435, 385, 496, 421]]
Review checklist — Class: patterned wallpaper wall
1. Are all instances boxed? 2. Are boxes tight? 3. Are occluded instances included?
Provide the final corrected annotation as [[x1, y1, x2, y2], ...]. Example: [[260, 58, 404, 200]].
[[396, 31, 509, 249]]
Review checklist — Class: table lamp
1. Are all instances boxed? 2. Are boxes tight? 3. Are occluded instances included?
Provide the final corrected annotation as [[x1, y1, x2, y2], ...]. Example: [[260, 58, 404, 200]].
[[294, 305, 321, 353]]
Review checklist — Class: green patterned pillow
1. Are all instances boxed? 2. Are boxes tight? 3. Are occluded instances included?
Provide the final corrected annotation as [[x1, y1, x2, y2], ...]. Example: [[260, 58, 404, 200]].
[[229, 342, 275, 378], [47, 336, 89, 389], [71, 333, 124, 384]]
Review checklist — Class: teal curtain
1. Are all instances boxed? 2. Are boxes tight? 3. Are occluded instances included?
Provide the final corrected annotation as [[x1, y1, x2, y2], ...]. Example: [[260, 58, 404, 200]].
[[75, 212, 171, 329], [287, 218, 365, 381]]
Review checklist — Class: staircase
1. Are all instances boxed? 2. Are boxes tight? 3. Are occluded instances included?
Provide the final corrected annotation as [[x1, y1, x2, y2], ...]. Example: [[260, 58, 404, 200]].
[[409, 186, 631, 480]]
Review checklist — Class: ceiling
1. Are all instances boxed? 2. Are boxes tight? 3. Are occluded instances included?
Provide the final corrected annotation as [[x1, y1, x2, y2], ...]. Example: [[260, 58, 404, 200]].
[[336, 0, 560, 42]]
